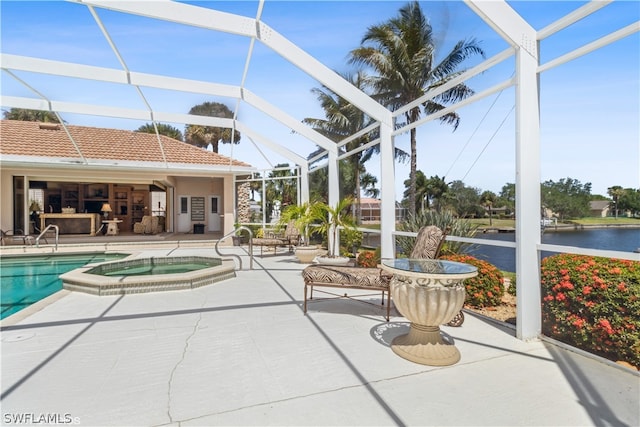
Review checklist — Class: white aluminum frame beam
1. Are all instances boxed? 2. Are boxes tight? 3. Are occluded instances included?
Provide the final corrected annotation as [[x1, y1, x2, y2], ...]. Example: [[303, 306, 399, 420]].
[[73, 0, 388, 125], [466, 0, 541, 341], [72, 0, 392, 212], [1, 53, 338, 151]]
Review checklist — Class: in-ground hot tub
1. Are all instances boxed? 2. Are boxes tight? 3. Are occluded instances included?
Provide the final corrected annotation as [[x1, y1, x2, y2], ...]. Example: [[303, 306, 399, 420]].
[[60, 256, 236, 295]]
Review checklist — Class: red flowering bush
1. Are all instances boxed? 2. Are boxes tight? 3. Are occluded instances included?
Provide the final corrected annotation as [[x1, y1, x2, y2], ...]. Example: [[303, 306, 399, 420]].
[[357, 248, 380, 268], [541, 254, 640, 368], [439, 254, 504, 307]]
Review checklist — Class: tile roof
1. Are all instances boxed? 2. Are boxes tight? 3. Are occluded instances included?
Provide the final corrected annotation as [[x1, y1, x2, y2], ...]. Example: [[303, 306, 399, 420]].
[[0, 120, 252, 168]]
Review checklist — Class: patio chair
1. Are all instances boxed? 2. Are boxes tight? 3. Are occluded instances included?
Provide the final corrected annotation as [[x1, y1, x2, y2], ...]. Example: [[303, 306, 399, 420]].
[[302, 225, 463, 324], [251, 220, 300, 256], [133, 215, 159, 234], [1, 229, 31, 245], [281, 220, 300, 251], [1, 227, 50, 246]]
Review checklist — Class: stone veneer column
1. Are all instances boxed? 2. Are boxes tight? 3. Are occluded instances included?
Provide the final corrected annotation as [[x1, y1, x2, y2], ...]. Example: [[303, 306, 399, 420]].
[[236, 182, 251, 223]]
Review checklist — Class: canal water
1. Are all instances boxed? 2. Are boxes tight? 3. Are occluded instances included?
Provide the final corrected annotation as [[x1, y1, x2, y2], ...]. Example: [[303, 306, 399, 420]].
[[470, 228, 640, 272]]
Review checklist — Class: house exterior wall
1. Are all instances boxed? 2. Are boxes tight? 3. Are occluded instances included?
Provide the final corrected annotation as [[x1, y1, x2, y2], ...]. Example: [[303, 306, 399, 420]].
[[0, 166, 240, 237], [173, 177, 225, 233]]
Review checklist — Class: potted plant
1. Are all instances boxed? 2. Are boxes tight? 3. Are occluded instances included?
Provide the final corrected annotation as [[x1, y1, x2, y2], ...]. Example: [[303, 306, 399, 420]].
[[279, 202, 319, 263], [314, 197, 357, 265]]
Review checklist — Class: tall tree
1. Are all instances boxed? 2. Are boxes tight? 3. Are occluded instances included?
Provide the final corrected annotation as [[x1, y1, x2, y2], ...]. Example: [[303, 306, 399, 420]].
[[618, 188, 640, 216], [304, 71, 407, 223], [447, 180, 481, 218], [607, 185, 625, 219], [480, 190, 497, 226], [264, 164, 298, 222], [360, 172, 380, 198], [498, 183, 516, 216], [350, 1, 484, 217], [184, 101, 241, 152], [136, 123, 184, 141], [542, 178, 592, 221], [402, 172, 448, 212], [3, 108, 60, 122]]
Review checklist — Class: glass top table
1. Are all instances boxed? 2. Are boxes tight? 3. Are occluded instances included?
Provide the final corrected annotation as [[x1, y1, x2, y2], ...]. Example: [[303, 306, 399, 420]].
[[381, 258, 477, 276]]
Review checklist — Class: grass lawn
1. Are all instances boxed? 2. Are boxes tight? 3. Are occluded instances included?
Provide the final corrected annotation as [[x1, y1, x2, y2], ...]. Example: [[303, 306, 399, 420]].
[[467, 218, 515, 228], [568, 217, 640, 225]]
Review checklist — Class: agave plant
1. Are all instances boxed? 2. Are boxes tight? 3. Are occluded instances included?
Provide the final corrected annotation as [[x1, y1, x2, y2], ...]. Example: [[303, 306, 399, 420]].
[[397, 210, 478, 256]]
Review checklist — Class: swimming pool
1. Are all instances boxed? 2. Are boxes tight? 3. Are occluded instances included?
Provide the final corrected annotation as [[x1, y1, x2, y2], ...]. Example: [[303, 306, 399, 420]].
[[0, 252, 129, 319]]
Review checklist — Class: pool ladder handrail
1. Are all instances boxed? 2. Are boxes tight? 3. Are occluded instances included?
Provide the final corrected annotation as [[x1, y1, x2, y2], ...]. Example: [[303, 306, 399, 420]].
[[36, 224, 59, 250], [215, 226, 253, 270]]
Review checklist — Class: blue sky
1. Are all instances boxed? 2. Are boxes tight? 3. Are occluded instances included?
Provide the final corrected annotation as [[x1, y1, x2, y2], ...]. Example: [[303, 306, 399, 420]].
[[1, 0, 638, 198]]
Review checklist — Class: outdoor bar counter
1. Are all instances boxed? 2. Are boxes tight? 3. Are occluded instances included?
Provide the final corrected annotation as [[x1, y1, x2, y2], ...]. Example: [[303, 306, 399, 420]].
[[40, 213, 102, 236]]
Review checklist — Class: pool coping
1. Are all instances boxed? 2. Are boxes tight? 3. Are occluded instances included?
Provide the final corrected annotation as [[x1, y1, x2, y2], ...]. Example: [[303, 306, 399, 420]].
[[60, 256, 237, 296], [0, 289, 72, 327]]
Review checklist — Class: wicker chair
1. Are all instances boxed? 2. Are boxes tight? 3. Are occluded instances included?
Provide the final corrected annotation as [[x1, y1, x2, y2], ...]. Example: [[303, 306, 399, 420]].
[[133, 215, 159, 234]]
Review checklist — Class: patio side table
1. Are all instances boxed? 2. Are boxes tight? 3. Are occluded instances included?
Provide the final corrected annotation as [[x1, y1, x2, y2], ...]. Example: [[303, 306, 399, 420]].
[[381, 258, 478, 366]]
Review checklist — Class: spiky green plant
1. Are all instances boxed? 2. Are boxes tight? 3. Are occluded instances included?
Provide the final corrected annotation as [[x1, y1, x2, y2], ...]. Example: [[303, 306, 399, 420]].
[[396, 210, 478, 256]]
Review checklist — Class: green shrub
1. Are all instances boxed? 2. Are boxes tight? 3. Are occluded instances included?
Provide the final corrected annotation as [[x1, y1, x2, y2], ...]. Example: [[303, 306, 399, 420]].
[[541, 254, 640, 368], [439, 254, 504, 307], [504, 272, 516, 296], [341, 228, 363, 257]]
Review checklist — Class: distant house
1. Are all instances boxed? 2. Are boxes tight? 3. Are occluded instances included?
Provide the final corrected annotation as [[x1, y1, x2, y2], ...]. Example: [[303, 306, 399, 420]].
[[589, 200, 611, 218], [0, 120, 254, 236], [485, 206, 512, 218], [358, 198, 407, 223]]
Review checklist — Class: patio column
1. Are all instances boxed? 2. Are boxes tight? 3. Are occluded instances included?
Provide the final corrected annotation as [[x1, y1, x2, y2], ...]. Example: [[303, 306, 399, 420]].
[[327, 149, 339, 256], [299, 164, 309, 205], [379, 119, 395, 261], [467, 0, 542, 341]]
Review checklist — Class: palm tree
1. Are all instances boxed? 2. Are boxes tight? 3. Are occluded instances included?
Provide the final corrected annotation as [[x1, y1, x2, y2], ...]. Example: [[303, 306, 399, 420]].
[[360, 172, 380, 198], [265, 164, 298, 222], [480, 190, 497, 226], [3, 108, 60, 122], [304, 71, 408, 223], [249, 172, 263, 201], [607, 186, 625, 219], [425, 174, 449, 211], [403, 172, 448, 212], [313, 197, 357, 257], [184, 101, 241, 152], [350, 1, 484, 217], [136, 123, 184, 141]]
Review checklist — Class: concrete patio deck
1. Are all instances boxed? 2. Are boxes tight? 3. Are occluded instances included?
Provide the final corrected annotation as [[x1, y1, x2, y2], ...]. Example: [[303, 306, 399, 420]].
[[1, 245, 638, 426]]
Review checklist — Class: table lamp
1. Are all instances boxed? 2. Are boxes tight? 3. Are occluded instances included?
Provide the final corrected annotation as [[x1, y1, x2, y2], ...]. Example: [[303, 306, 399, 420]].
[[101, 203, 112, 219]]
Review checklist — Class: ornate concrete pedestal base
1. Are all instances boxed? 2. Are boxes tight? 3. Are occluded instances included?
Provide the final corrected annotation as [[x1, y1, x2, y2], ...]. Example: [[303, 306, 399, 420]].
[[391, 323, 460, 366], [381, 258, 478, 367]]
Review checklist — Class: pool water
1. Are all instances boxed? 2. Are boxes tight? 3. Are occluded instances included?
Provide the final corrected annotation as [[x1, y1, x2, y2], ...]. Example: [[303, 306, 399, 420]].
[[0, 253, 128, 319], [87, 257, 222, 277]]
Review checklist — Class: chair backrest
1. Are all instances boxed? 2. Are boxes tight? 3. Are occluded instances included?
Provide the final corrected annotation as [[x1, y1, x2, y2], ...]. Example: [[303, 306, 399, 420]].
[[410, 225, 446, 260], [284, 219, 300, 241]]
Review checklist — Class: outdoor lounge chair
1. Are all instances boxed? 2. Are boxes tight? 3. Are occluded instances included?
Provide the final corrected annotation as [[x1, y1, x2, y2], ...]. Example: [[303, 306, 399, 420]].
[[301, 225, 466, 324], [1, 229, 26, 245], [251, 220, 300, 256]]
